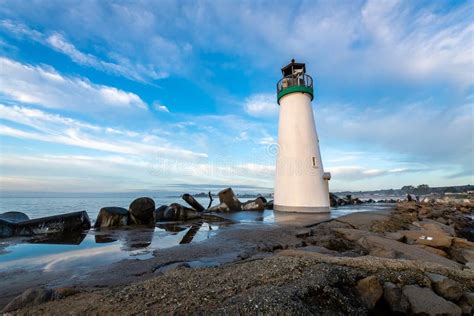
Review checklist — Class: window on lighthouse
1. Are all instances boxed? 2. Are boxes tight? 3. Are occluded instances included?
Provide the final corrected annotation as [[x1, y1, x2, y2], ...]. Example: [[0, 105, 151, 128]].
[[312, 157, 317, 168]]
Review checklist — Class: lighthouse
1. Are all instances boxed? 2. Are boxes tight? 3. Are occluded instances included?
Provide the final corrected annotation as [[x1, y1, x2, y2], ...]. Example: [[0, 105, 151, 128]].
[[274, 59, 331, 213]]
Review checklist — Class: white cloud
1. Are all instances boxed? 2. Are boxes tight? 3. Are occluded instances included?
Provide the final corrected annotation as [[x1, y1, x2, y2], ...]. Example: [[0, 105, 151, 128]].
[[0, 57, 147, 112], [153, 102, 170, 113], [244, 93, 277, 117]]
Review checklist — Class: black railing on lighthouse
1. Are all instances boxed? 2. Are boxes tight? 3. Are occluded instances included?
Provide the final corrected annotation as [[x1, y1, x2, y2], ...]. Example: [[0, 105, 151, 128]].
[[276, 73, 313, 95]]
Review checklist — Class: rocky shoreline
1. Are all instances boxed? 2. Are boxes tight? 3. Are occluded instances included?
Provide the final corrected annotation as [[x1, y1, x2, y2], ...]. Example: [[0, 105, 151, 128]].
[[0, 195, 472, 315]]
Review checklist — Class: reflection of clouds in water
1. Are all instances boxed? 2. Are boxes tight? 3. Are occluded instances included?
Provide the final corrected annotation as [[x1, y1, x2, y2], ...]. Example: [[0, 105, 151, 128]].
[[0, 223, 221, 273]]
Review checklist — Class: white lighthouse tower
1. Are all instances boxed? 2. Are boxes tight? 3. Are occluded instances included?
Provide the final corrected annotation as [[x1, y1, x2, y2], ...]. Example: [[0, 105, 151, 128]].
[[274, 59, 330, 213]]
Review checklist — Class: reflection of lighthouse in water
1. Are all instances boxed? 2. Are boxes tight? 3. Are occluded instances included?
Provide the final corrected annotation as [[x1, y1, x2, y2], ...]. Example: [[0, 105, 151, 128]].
[[274, 59, 330, 213]]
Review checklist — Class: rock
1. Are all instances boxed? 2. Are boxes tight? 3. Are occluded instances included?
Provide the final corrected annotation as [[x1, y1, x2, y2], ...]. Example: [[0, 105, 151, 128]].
[[329, 193, 339, 207], [402, 285, 461, 316], [13, 211, 91, 237], [181, 194, 205, 212], [449, 238, 474, 263], [466, 262, 474, 269], [218, 188, 241, 212], [464, 292, 474, 305], [401, 230, 453, 248], [369, 247, 396, 259], [415, 245, 448, 257], [155, 205, 168, 221], [355, 275, 383, 309], [384, 231, 405, 241], [335, 228, 462, 269], [265, 200, 274, 210], [0, 211, 29, 223], [53, 287, 79, 299], [242, 197, 266, 211], [207, 202, 230, 213], [129, 197, 155, 225], [383, 282, 409, 313], [154, 262, 190, 275], [158, 203, 201, 221], [0, 219, 14, 238], [419, 219, 456, 236], [337, 211, 391, 231], [94, 207, 128, 228], [2, 287, 55, 312], [426, 273, 463, 301]]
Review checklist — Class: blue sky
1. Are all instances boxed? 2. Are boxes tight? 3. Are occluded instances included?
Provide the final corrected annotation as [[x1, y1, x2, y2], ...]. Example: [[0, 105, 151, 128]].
[[0, 0, 472, 193]]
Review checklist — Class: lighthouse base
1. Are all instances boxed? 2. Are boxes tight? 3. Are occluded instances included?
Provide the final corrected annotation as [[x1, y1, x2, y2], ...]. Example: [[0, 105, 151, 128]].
[[274, 204, 330, 213]]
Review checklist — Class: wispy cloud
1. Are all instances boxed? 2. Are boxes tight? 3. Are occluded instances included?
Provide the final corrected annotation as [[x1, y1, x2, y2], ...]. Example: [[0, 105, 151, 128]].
[[0, 57, 147, 112], [0, 20, 168, 82]]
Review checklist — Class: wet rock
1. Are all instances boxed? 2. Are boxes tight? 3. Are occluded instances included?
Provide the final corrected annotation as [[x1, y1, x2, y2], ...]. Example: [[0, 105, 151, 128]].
[[383, 282, 409, 313], [402, 285, 462, 316], [0, 219, 14, 238], [242, 197, 266, 211], [182, 194, 205, 212], [207, 202, 230, 212], [0, 211, 29, 223], [94, 207, 128, 228], [53, 287, 79, 299], [158, 203, 201, 221], [355, 275, 383, 309], [13, 211, 91, 236], [129, 197, 155, 225], [2, 287, 55, 312], [329, 193, 340, 207], [426, 273, 463, 301], [218, 188, 241, 212]]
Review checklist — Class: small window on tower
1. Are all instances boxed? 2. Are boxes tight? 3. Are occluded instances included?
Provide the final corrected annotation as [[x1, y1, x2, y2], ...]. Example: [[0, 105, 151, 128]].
[[312, 157, 317, 168]]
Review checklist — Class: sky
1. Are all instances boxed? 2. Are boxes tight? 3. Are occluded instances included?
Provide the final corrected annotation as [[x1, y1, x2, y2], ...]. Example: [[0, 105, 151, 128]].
[[0, 0, 472, 194]]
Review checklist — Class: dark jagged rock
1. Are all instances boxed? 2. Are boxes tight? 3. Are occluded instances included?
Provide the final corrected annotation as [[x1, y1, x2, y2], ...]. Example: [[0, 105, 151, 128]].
[[94, 207, 129, 228], [426, 273, 463, 301], [383, 282, 409, 314], [265, 200, 274, 210], [129, 197, 155, 225], [157, 203, 201, 221], [242, 197, 266, 211], [155, 205, 168, 221], [11, 211, 90, 237], [0, 211, 29, 223], [218, 188, 241, 212], [355, 275, 383, 309], [182, 194, 205, 212]]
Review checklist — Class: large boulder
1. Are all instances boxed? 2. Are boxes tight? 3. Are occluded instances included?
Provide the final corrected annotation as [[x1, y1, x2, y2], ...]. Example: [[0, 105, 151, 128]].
[[402, 285, 461, 316], [157, 203, 201, 221], [129, 197, 155, 225], [449, 238, 474, 264], [13, 211, 91, 236], [242, 197, 266, 211], [265, 200, 274, 210], [0, 219, 14, 238], [426, 273, 463, 301], [355, 275, 383, 309], [0, 211, 29, 223], [94, 207, 129, 228], [383, 282, 409, 313], [218, 188, 241, 212]]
